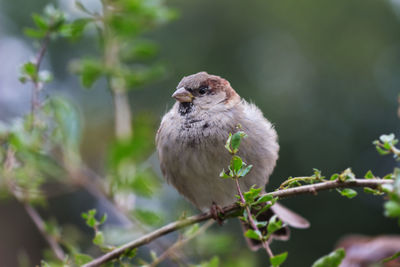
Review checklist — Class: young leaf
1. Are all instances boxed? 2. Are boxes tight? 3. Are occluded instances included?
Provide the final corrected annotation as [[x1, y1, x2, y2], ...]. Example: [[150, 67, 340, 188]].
[[230, 155, 243, 174], [363, 187, 382, 195], [364, 170, 374, 179], [311, 248, 345, 267], [254, 194, 274, 205], [100, 214, 108, 224], [93, 231, 104, 246], [243, 186, 262, 203], [133, 209, 162, 226], [22, 62, 37, 78], [330, 173, 339, 181], [231, 131, 247, 153], [384, 200, 400, 218], [376, 146, 390, 155], [238, 164, 253, 177], [219, 169, 231, 179], [74, 253, 93, 265], [122, 248, 137, 259], [270, 251, 288, 267], [224, 133, 232, 153], [245, 229, 262, 240], [267, 215, 282, 234], [339, 188, 357, 199]]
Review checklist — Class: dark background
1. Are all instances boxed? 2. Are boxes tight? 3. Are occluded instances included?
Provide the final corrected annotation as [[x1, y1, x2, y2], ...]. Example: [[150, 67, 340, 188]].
[[0, 0, 399, 266]]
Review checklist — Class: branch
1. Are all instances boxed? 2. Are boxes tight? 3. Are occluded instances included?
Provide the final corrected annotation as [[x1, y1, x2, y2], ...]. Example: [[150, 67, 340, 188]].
[[31, 32, 50, 125], [83, 178, 392, 267], [24, 204, 66, 261], [148, 220, 214, 267]]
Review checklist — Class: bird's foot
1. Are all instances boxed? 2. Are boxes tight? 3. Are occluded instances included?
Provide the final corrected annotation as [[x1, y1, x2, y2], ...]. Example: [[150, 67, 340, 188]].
[[210, 201, 225, 225]]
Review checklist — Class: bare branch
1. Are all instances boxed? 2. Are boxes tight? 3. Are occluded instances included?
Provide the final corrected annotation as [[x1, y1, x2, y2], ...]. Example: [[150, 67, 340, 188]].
[[83, 178, 392, 267]]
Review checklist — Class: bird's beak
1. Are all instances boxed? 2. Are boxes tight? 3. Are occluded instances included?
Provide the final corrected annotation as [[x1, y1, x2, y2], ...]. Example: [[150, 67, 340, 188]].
[[172, 87, 193, 103]]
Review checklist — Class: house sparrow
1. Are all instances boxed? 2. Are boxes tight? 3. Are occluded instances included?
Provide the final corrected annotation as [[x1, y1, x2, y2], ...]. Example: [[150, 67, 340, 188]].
[[156, 72, 309, 249]]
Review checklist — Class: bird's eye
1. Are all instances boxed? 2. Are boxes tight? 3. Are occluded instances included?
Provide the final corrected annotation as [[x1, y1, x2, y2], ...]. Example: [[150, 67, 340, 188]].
[[198, 86, 208, 95]]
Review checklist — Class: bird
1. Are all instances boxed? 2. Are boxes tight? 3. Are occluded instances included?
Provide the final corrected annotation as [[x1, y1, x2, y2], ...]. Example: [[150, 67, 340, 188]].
[[156, 71, 309, 250]]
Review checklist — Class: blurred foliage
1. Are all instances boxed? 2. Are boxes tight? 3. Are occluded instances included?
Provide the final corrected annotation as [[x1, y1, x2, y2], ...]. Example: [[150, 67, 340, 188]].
[[70, 0, 177, 90]]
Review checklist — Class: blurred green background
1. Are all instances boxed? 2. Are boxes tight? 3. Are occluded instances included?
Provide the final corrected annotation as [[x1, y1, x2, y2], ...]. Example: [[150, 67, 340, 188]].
[[0, 0, 399, 266]]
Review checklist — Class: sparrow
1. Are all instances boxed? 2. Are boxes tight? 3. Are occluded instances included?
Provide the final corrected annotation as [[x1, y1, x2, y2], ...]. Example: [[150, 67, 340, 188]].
[[156, 72, 309, 249]]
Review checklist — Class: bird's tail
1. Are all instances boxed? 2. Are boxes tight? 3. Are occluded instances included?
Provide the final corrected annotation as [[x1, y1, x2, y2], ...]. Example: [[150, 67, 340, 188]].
[[242, 202, 310, 251]]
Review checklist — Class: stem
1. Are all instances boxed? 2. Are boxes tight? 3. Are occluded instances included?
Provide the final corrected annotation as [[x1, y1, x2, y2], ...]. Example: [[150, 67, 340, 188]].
[[234, 178, 273, 257], [24, 204, 66, 261], [148, 220, 214, 267], [4, 148, 66, 261], [103, 1, 132, 140], [83, 178, 392, 267], [30, 32, 50, 128]]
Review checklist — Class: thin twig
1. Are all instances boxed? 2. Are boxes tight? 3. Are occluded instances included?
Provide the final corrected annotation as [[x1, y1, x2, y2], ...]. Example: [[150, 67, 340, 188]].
[[4, 148, 66, 261], [234, 178, 273, 257], [148, 220, 215, 267], [103, 1, 132, 140], [24, 204, 66, 261], [31, 32, 51, 126], [83, 178, 392, 267]]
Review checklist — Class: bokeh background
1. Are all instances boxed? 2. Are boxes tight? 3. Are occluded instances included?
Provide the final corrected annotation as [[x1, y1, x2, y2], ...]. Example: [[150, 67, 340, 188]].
[[0, 0, 400, 266]]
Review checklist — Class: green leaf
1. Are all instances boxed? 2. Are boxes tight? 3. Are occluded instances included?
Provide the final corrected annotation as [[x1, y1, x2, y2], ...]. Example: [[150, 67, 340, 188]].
[[364, 170, 374, 179], [381, 251, 400, 263], [384, 200, 400, 218], [121, 248, 137, 259], [231, 131, 247, 153], [24, 28, 46, 38], [82, 209, 97, 228], [244, 229, 261, 240], [238, 164, 253, 177], [243, 186, 262, 203], [383, 173, 394, 180], [197, 256, 219, 267], [71, 59, 103, 88], [256, 221, 268, 228], [100, 214, 107, 224], [93, 231, 104, 246], [270, 252, 288, 267], [224, 133, 232, 153], [363, 187, 381, 195], [267, 215, 282, 234], [330, 173, 339, 180], [230, 155, 243, 174], [339, 188, 357, 199], [21, 62, 37, 77], [74, 253, 93, 265], [219, 169, 231, 179], [32, 14, 48, 30], [133, 209, 163, 226], [255, 194, 274, 205], [340, 168, 355, 181], [376, 146, 390, 155], [311, 248, 345, 267]]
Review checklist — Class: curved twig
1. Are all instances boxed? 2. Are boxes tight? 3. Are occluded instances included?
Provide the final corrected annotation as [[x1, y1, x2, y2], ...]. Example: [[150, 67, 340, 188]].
[[83, 178, 392, 267]]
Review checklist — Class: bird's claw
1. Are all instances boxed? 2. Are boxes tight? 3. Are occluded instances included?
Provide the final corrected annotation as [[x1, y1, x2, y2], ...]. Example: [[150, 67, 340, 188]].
[[210, 201, 225, 225]]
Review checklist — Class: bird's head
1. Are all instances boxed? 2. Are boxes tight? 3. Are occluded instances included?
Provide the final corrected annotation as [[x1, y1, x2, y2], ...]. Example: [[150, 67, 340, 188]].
[[172, 72, 240, 113]]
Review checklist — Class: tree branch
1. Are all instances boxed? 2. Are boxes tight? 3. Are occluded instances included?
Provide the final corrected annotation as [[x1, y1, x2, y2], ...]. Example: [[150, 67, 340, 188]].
[[24, 204, 66, 261], [83, 178, 392, 267]]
